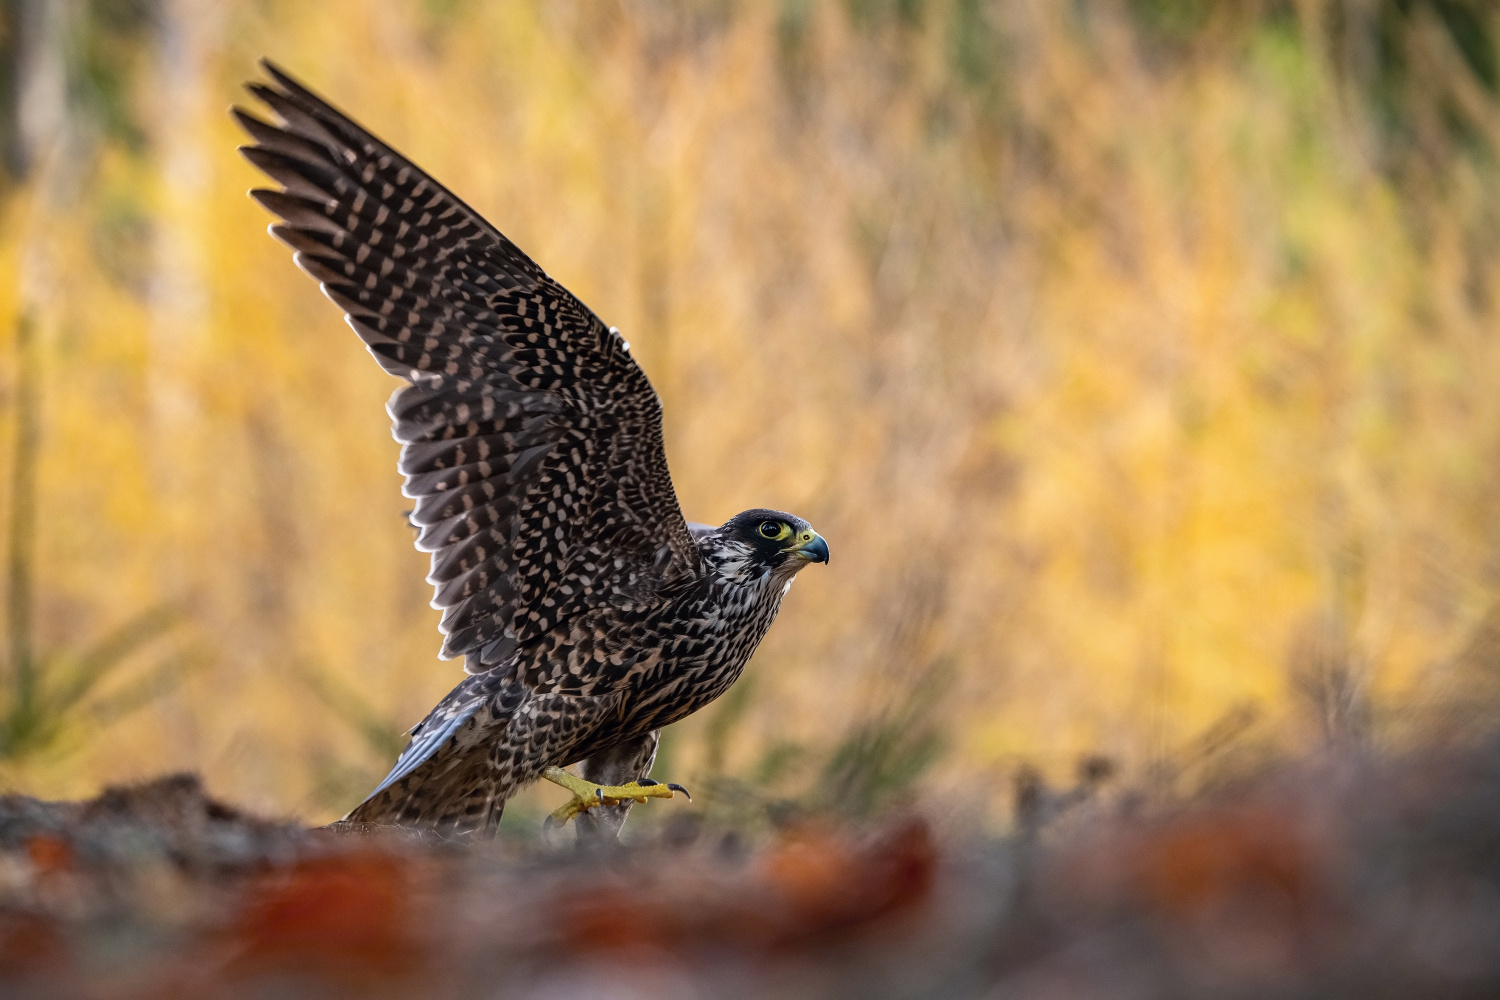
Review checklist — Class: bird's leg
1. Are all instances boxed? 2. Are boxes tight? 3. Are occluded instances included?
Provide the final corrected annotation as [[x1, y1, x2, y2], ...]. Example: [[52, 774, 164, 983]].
[[576, 730, 661, 843], [541, 765, 689, 829]]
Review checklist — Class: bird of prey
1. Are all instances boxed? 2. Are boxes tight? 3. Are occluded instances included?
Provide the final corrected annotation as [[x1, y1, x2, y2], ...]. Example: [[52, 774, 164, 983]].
[[234, 62, 828, 840]]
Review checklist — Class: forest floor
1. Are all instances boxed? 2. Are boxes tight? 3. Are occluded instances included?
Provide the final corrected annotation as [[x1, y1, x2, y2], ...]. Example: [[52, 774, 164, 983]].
[[2, 737, 1499, 999]]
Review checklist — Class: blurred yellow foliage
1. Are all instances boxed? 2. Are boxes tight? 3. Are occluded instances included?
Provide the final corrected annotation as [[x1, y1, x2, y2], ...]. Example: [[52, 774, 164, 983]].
[[1, 1, 1497, 824]]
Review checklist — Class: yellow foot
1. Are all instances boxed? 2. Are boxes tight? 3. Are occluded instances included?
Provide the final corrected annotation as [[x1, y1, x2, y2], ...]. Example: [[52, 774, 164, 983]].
[[541, 765, 690, 829]]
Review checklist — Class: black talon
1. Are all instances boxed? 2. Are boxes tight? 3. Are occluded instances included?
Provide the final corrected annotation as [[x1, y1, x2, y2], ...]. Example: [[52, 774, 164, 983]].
[[543, 814, 556, 832], [667, 783, 691, 801], [595, 788, 605, 802], [637, 779, 659, 786]]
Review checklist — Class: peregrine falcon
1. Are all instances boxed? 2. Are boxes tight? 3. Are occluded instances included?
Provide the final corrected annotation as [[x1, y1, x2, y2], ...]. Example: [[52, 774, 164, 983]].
[[234, 62, 828, 839]]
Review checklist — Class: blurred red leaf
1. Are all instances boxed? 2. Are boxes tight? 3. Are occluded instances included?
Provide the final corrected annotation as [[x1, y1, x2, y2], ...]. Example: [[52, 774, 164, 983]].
[[0, 912, 64, 975], [556, 818, 936, 957], [763, 818, 935, 938], [227, 849, 419, 979], [1135, 806, 1318, 921], [25, 834, 73, 875]]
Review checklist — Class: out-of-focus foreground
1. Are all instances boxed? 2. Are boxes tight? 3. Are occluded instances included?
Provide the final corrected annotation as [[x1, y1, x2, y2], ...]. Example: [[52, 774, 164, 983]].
[[2, 737, 1499, 998], [0, 0, 1498, 829]]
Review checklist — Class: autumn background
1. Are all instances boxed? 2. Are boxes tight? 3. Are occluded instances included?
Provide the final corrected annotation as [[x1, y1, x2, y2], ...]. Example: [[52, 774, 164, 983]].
[[0, 0, 1497, 833]]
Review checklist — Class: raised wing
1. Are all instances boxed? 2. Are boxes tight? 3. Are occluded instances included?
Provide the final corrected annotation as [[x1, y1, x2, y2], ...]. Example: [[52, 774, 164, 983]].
[[235, 61, 702, 668]]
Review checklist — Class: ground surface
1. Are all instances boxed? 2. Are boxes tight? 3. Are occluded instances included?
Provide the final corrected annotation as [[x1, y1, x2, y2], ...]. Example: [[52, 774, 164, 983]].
[[2, 741, 1499, 999]]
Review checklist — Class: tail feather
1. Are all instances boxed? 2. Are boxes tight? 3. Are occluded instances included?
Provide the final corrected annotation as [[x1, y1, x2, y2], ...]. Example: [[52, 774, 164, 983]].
[[342, 674, 515, 837]]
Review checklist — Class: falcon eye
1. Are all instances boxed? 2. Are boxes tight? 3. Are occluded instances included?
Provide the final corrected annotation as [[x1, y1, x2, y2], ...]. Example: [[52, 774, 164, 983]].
[[758, 520, 786, 540]]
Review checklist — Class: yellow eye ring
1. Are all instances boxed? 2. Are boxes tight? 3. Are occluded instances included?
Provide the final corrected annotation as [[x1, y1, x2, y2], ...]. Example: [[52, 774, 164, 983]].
[[758, 520, 787, 540]]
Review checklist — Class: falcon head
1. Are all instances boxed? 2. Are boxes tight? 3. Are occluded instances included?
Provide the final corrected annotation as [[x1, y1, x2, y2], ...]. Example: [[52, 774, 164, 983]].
[[702, 508, 829, 583]]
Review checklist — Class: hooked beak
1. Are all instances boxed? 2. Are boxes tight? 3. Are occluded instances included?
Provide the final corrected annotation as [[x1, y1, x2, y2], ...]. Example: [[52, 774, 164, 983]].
[[794, 531, 830, 565]]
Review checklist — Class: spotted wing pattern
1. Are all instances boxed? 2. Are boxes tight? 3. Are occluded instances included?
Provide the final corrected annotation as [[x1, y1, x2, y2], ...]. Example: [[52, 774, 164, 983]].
[[235, 62, 703, 665]]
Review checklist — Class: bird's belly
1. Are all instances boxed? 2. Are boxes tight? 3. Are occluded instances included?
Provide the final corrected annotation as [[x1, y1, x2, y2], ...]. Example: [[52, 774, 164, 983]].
[[550, 592, 785, 749], [617, 636, 760, 735]]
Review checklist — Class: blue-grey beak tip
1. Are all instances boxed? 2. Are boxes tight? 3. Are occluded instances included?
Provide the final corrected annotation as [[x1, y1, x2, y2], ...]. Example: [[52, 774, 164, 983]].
[[800, 534, 829, 565]]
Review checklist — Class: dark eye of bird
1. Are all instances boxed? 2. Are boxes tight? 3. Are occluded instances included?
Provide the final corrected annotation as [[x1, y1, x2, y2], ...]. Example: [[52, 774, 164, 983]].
[[758, 521, 782, 539]]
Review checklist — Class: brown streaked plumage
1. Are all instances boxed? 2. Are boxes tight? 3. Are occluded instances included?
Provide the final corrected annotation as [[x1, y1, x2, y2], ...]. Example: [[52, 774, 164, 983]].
[[234, 61, 828, 839]]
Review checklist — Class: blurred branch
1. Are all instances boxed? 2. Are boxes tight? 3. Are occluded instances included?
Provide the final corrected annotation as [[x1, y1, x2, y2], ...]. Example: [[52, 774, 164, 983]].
[[6, 0, 63, 183], [0, 4, 18, 179], [818, 663, 950, 817], [85, 647, 203, 727], [1144, 703, 1265, 792], [683, 662, 951, 827], [702, 673, 756, 777], [49, 603, 181, 716], [293, 659, 407, 762], [6, 310, 39, 733]]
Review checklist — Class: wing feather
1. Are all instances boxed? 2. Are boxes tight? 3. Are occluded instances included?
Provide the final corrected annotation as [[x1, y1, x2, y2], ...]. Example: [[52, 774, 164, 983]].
[[237, 61, 702, 667]]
